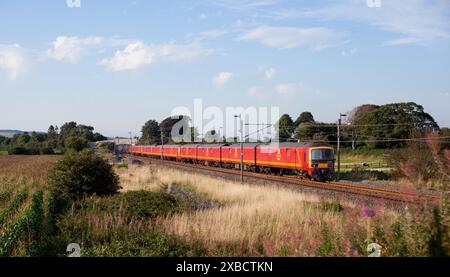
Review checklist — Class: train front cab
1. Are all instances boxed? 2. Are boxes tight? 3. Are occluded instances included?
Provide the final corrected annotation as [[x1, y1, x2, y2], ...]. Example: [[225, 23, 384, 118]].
[[309, 146, 335, 181]]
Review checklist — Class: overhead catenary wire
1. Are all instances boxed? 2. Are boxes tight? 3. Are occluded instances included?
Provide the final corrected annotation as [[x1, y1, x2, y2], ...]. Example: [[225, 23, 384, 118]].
[[282, 136, 450, 144]]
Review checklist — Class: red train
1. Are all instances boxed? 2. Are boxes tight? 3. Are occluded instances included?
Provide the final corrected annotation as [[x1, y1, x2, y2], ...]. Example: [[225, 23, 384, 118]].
[[128, 142, 335, 181]]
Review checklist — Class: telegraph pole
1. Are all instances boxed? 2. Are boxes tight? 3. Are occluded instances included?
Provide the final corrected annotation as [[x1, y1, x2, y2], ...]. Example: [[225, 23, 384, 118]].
[[337, 113, 346, 181], [235, 115, 244, 183]]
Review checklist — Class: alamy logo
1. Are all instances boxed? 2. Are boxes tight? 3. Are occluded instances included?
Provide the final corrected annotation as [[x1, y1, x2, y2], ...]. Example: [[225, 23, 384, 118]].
[[67, 243, 81, 257], [66, 0, 81, 8]]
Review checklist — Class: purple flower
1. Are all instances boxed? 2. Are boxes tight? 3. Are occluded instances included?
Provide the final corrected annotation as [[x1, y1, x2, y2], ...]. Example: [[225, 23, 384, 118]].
[[362, 208, 376, 217], [306, 218, 315, 226]]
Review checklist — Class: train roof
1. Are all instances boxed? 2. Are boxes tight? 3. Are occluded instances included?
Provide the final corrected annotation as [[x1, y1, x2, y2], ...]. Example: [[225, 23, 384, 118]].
[[136, 142, 332, 148], [276, 142, 332, 148], [222, 143, 260, 148], [196, 143, 228, 147]]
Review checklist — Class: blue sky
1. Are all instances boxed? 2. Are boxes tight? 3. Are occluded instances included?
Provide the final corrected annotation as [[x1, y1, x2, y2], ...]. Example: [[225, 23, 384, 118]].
[[0, 0, 449, 137]]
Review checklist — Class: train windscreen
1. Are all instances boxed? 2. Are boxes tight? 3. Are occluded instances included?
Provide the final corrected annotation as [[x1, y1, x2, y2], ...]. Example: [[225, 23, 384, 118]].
[[311, 149, 334, 161]]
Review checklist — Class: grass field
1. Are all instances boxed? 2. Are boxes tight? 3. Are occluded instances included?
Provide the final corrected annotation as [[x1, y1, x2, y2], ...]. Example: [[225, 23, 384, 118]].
[[339, 149, 393, 181], [0, 155, 57, 183], [0, 156, 447, 257], [115, 165, 448, 257], [0, 151, 8, 156]]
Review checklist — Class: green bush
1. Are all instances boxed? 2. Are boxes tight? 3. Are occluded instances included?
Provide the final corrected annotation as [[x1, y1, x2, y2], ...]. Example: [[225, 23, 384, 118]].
[[47, 150, 121, 210], [97, 141, 115, 152], [77, 190, 183, 220], [340, 169, 390, 181], [7, 147, 54, 155], [40, 147, 55, 155], [115, 163, 128, 169]]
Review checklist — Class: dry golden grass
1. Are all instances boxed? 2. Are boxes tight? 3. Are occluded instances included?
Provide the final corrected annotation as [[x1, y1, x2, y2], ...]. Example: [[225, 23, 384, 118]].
[[116, 165, 399, 256], [0, 155, 58, 184]]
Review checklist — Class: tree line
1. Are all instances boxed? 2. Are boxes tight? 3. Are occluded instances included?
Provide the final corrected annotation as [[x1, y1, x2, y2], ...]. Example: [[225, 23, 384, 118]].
[[276, 102, 449, 149], [137, 102, 449, 149], [0, 122, 107, 155]]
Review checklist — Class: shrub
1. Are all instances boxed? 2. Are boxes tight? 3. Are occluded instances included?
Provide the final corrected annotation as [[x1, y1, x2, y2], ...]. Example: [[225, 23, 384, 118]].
[[77, 190, 183, 220], [8, 147, 32, 155], [40, 147, 55, 155], [47, 150, 121, 210], [115, 163, 128, 169], [340, 169, 390, 181], [97, 141, 115, 152], [7, 147, 51, 155], [388, 131, 449, 190]]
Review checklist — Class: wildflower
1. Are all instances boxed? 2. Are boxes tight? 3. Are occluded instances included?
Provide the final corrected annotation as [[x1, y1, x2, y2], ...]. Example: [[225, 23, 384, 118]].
[[362, 208, 376, 217]]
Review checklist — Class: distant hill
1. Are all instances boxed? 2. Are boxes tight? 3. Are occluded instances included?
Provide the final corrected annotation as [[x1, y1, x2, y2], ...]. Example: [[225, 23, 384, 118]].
[[0, 130, 45, 138]]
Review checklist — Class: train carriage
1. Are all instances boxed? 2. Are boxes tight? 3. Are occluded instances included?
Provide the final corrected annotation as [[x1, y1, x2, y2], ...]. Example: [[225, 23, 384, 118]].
[[196, 144, 224, 166], [221, 144, 258, 170], [178, 144, 198, 163], [162, 145, 178, 160], [256, 143, 299, 174]]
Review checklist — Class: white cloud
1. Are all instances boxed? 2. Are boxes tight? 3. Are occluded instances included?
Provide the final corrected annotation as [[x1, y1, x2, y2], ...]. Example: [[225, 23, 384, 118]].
[[199, 29, 230, 39], [237, 26, 346, 50], [273, 0, 450, 46], [264, 67, 276, 79], [46, 36, 106, 63], [45, 36, 214, 70], [100, 42, 214, 71], [0, 44, 27, 80], [341, 47, 358, 57], [247, 86, 265, 97], [100, 42, 154, 71], [275, 83, 302, 95], [213, 72, 233, 87]]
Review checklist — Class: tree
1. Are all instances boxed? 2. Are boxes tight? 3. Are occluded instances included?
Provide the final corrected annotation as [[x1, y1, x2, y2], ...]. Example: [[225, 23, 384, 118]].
[[344, 104, 379, 149], [295, 122, 336, 143], [47, 125, 58, 149], [355, 102, 439, 148], [275, 114, 295, 142], [11, 133, 31, 146], [92, 132, 107, 142], [47, 150, 121, 210], [140, 120, 161, 145], [159, 115, 190, 144], [64, 135, 88, 152], [0, 135, 6, 145], [59, 121, 78, 143], [294, 112, 315, 127], [346, 104, 379, 125], [59, 121, 106, 147]]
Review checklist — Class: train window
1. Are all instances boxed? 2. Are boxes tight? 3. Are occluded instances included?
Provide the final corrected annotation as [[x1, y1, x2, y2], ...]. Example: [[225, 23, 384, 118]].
[[303, 153, 306, 162], [311, 149, 334, 161]]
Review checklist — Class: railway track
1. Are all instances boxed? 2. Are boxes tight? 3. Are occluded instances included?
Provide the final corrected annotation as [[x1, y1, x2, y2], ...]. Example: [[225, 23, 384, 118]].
[[125, 155, 442, 205]]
